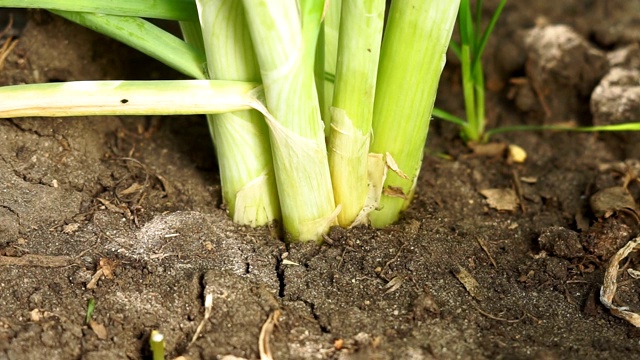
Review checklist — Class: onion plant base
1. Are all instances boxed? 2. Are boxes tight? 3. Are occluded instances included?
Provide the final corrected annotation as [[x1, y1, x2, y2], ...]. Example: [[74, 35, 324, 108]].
[[368, 0, 459, 228], [0, 0, 461, 241], [328, 106, 370, 227]]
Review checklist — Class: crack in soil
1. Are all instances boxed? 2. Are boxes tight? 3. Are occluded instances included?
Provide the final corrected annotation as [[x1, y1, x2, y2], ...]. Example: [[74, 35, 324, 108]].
[[8, 119, 52, 137], [8, 119, 74, 152], [275, 256, 285, 298], [0, 204, 20, 224], [303, 300, 330, 334], [10, 166, 55, 187]]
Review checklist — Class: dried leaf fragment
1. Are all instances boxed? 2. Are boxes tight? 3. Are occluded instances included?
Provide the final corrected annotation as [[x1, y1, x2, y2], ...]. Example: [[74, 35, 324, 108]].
[[62, 223, 80, 234], [600, 236, 640, 327], [97, 198, 126, 214], [99, 258, 116, 279], [469, 142, 507, 157], [589, 186, 638, 219], [383, 186, 408, 200], [453, 266, 484, 300], [384, 152, 409, 179], [89, 320, 108, 340], [119, 182, 145, 195], [384, 276, 404, 294], [259, 310, 281, 360], [480, 188, 519, 211]]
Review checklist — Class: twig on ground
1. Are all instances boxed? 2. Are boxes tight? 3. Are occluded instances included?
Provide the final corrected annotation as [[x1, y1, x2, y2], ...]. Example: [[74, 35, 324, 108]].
[[0, 16, 18, 72], [512, 169, 526, 213], [0, 254, 79, 267], [190, 292, 213, 346], [600, 236, 640, 326], [476, 308, 524, 323], [337, 247, 349, 271], [526, 61, 552, 118], [383, 276, 404, 294], [86, 268, 104, 289], [259, 310, 281, 360], [378, 242, 407, 280], [470, 302, 525, 323], [476, 237, 497, 268], [453, 265, 484, 300]]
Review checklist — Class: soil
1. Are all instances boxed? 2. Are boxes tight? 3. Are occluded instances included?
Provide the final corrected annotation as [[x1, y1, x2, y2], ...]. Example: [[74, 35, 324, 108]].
[[2, 2, 640, 359]]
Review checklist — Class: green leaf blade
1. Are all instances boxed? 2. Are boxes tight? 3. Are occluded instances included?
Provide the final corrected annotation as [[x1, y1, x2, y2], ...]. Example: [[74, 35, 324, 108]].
[[0, 0, 198, 21], [52, 11, 207, 79]]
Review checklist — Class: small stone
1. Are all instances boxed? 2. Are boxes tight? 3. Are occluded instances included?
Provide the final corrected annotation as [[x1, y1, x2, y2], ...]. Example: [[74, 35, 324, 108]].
[[524, 24, 607, 119], [538, 226, 584, 259], [591, 68, 640, 126], [508, 144, 527, 163]]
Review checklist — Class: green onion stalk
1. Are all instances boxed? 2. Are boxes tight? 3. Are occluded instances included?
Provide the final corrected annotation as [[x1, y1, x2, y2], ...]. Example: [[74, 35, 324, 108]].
[[317, 0, 341, 137], [149, 330, 165, 360], [328, 0, 384, 227], [433, 0, 507, 143], [195, 0, 280, 226], [241, 0, 339, 242], [456, 0, 507, 142], [368, 0, 460, 227], [0, 0, 461, 241]]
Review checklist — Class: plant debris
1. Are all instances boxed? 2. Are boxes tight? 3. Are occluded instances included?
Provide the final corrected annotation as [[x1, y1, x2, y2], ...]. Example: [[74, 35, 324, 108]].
[[190, 289, 213, 346], [89, 320, 108, 340], [384, 276, 404, 294], [412, 285, 440, 320], [0, 17, 18, 72], [468, 142, 507, 157], [259, 310, 281, 360], [0, 254, 79, 267], [589, 186, 639, 220], [453, 265, 484, 301], [600, 237, 640, 327], [581, 218, 633, 259], [480, 188, 519, 211]]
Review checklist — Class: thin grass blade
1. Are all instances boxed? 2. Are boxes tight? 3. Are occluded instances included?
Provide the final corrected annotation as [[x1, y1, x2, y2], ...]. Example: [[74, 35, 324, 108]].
[[474, 0, 483, 46], [460, 44, 478, 140], [432, 108, 468, 128], [472, 0, 507, 69], [52, 10, 206, 79], [449, 40, 462, 59], [486, 122, 640, 137], [458, 0, 475, 55]]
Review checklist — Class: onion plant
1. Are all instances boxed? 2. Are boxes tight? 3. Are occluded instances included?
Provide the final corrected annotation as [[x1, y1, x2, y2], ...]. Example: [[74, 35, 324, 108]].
[[432, 0, 507, 143], [149, 330, 165, 360], [433, 0, 640, 142], [0, 0, 460, 242]]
